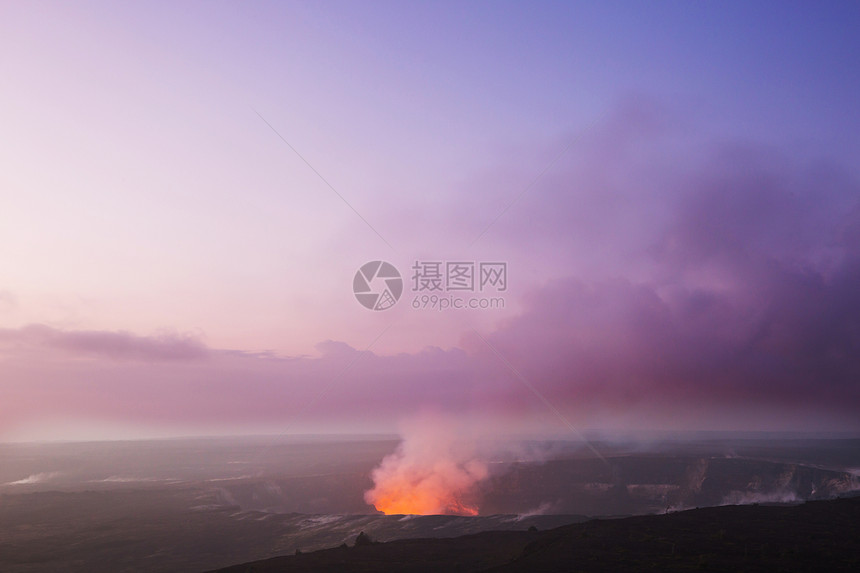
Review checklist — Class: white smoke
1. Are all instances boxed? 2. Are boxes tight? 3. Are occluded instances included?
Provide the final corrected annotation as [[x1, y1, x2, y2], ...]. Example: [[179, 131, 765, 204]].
[[364, 415, 490, 515], [5, 471, 61, 485]]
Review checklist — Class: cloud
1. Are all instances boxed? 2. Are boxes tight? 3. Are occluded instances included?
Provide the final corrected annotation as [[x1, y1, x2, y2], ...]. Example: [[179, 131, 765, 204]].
[[3, 99, 860, 439], [0, 324, 209, 361], [464, 110, 860, 425], [478, 268, 860, 419]]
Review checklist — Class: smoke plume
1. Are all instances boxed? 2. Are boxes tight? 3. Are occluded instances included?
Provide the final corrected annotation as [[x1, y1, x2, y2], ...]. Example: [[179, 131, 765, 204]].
[[364, 417, 489, 516]]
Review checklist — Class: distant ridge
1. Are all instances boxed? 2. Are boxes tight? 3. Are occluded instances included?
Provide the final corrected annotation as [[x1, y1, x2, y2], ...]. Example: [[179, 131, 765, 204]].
[[211, 496, 860, 573]]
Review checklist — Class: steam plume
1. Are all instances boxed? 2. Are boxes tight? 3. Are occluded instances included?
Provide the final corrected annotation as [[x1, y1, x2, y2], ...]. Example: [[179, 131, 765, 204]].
[[364, 417, 489, 515]]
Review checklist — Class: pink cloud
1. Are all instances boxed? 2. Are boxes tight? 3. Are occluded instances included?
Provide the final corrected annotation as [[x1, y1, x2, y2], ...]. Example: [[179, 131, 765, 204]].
[[0, 324, 208, 361], [3, 100, 860, 440]]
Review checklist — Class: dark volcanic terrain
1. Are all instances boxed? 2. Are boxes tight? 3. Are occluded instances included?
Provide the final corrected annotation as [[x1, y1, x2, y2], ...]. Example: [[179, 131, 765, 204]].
[[1, 436, 858, 572], [213, 496, 860, 573]]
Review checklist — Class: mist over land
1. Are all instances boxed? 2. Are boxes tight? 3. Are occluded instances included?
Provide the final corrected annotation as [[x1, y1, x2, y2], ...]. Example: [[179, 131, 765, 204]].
[[1, 434, 858, 572]]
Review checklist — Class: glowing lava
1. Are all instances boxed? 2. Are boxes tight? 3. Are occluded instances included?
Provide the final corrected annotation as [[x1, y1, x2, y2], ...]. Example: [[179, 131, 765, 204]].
[[364, 423, 488, 516], [369, 482, 480, 516]]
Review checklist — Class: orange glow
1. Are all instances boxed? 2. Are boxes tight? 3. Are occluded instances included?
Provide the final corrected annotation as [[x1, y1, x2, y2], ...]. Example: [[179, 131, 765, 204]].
[[364, 462, 485, 516], [371, 485, 479, 516], [364, 418, 489, 516]]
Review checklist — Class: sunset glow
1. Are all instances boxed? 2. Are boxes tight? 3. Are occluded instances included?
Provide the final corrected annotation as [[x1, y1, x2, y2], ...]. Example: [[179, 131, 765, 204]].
[[1, 1, 858, 444]]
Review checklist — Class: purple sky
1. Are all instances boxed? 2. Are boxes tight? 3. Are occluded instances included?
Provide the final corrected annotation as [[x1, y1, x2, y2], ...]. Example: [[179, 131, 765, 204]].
[[1, 1, 859, 440]]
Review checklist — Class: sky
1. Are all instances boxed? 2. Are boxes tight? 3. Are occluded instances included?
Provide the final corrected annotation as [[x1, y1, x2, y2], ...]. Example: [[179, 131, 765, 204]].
[[1, 1, 859, 441]]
